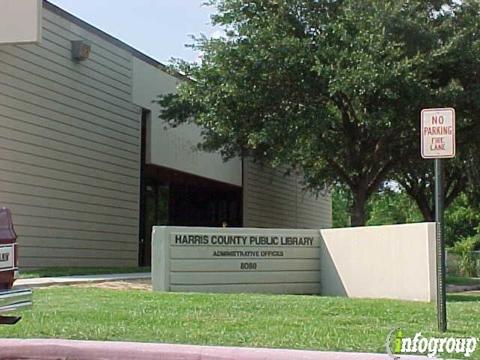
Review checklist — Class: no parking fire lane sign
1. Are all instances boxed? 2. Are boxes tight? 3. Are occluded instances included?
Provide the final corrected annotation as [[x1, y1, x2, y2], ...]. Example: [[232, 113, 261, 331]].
[[421, 108, 455, 159], [421, 107, 455, 332]]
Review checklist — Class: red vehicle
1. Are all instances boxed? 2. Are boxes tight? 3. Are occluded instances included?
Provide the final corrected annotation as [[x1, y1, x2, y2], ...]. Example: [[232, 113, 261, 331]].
[[0, 207, 32, 324]]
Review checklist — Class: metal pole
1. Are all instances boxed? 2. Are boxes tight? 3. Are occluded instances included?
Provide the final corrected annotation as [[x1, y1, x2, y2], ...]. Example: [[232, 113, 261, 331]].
[[435, 158, 447, 332]]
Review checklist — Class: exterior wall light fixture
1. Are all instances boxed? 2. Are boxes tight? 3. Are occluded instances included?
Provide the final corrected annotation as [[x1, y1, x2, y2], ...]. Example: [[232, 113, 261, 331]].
[[71, 40, 91, 61]]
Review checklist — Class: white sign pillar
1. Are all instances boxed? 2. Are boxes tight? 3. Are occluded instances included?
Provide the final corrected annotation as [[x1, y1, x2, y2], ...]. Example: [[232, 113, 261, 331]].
[[0, 0, 42, 45]]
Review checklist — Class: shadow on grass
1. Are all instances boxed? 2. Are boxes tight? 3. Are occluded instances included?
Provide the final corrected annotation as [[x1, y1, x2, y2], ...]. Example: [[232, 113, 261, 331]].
[[447, 293, 480, 302]]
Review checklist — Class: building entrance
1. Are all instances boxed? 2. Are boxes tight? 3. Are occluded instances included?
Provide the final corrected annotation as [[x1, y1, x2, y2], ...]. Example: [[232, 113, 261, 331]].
[[139, 165, 242, 266]]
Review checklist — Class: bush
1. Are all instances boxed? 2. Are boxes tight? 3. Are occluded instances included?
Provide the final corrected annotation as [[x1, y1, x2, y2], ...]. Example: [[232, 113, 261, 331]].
[[451, 236, 480, 277], [445, 193, 480, 246]]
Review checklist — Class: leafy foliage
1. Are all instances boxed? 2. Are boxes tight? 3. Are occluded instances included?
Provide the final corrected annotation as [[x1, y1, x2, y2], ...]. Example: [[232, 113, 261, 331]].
[[396, 159, 468, 222], [332, 185, 352, 227], [445, 193, 480, 246], [367, 189, 423, 226], [158, 0, 480, 225], [395, 0, 480, 219], [451, 235, 480, 277], [332, 186, 422, 228], [333, 187, 480, 248]]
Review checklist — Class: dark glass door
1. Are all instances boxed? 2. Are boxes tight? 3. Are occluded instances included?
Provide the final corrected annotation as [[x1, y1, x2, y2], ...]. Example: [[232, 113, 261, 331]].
[[139, 163, 243, 266]]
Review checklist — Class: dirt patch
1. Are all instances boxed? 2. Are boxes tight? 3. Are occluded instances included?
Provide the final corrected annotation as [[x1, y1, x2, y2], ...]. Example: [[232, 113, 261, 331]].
[[447, 284, 480, 293], [69, 279, 152, 291]]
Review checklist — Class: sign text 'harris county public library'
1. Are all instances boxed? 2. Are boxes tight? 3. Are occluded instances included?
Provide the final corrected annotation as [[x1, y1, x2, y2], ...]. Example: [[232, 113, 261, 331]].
[[421, 108, 455, 159], [174, 233, 316, 264], [175, 233, 315, 246]]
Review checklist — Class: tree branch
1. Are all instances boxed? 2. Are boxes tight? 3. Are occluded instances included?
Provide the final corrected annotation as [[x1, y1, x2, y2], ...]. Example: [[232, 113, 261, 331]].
[[326, 158, 355, 189]]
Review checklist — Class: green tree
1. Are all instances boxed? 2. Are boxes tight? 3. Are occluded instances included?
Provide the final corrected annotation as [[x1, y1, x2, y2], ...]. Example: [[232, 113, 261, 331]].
[[332, 185, 423, 228], [445, 193, 480, 246], [332, 184, 480, 244], [158, 0, 467, 225], [395, 159, 468, 222], [394, 0, 480, 222], [367, 189, 423, 226]]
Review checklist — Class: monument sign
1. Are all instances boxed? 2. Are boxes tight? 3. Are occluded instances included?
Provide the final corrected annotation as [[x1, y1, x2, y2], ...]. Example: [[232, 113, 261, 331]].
[[152, 224, 437, 301]]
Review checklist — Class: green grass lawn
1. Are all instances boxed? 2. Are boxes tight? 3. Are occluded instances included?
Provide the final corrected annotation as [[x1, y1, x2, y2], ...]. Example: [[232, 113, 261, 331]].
[[1, 287, 479, 356], [19, 267, 151, 279]]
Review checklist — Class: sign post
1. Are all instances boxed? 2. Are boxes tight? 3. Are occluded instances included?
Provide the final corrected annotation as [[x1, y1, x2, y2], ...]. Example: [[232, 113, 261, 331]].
[[421, 107, 455, 333]]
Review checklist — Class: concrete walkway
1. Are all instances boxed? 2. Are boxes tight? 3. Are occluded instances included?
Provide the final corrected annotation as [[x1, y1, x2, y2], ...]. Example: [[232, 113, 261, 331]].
[[13, 272, 151, 288], [0, 339, 429, 360]]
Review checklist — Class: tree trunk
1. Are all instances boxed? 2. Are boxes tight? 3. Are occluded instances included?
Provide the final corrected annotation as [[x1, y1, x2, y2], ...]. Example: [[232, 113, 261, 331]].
[[416, 199, 434, 222], [400, 181, 435, 222], [350, 192, 367, 226]]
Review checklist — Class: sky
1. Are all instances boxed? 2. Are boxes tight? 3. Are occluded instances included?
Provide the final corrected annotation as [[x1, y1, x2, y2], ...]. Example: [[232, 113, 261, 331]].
[[48, 0, 218, 64]]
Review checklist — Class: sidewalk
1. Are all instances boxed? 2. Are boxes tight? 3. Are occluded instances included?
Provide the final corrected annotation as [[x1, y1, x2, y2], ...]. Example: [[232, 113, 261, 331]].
[[13, 272, 151, 288]]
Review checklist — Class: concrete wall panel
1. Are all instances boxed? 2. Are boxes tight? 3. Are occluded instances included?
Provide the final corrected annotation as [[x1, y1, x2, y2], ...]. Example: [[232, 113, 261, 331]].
[[320, 223, 437, 302], [0, 0, 42, 45]]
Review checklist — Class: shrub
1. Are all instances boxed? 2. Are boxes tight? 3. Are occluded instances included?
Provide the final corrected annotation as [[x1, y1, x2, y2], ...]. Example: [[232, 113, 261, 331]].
[[451, 236, 480, 277]]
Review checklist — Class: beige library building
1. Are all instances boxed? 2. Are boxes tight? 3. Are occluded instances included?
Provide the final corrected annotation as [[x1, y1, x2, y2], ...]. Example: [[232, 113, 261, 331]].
[[0, 0, 331, 268]]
